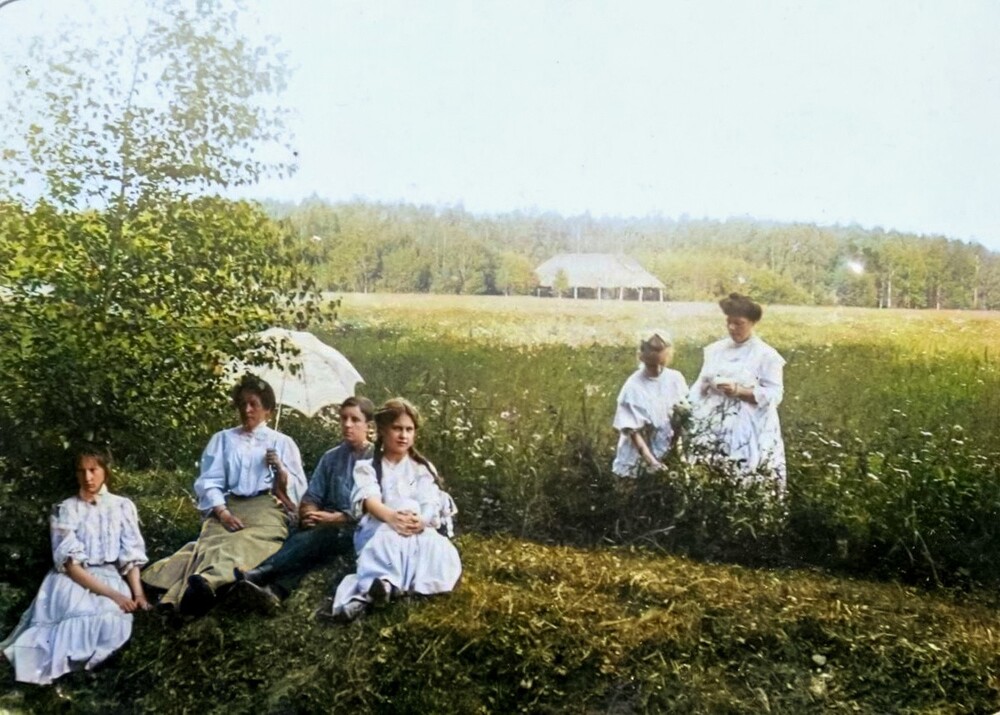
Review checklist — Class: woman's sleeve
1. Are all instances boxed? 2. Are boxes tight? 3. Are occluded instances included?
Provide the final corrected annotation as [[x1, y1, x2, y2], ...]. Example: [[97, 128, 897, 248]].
[[115, 498, 149, 575], [753, 349, 786, 409], [194, 431, 228, 512], [301, 452, 329, 508], [415, 463, 443, 529], [351, 460, 381, 518], [688, 348, 713, 404], [612, 381, 646, 432], [50, 501, 86, 573], [279, 435, 308, 506]]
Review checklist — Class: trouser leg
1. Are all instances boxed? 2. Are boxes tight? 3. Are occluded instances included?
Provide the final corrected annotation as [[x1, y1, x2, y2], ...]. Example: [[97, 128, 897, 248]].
[[255, 527, 353, 594]]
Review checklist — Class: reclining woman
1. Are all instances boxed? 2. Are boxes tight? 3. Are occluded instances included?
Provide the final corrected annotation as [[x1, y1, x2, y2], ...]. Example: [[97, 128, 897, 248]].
[[142, 374, 307, 616], [234, 396, 376, 610], [1, 447, 149, 684], [325, 397, 461, 621]]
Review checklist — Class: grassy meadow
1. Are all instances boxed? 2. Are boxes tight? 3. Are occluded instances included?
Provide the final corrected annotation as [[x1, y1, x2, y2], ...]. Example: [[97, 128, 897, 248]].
[[326, 294, 1000, 583], [3, 293, 1000, 713]]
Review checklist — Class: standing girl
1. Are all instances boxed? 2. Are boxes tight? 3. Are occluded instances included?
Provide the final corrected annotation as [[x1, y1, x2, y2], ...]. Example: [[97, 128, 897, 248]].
[[612, 330, 689, 477]]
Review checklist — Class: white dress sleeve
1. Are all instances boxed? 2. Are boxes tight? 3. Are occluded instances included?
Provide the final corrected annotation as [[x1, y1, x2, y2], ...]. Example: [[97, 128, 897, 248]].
[[50, 501, 86, 573], [753, 348, 786, 409], [415, 462, 443, 529], [612, 376, 647, 433], [194, 430, 228, 512], [688, 347, 715, 404], [115, 498, 149, 575], [351, 460, 381, 518]]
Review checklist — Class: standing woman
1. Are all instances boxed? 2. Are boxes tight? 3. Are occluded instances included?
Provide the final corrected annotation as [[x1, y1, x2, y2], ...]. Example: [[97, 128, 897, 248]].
[[142, 374, 306, 616], [1, 447, 149, 684], [688, 293, 787, 491], [328, 398, 460, 621]]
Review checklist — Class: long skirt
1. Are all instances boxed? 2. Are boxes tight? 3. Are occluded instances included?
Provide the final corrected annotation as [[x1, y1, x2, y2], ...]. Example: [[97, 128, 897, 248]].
[[332, 524, 462, 615], [1, 564, 133, 684], [142, 494, 288, 606]]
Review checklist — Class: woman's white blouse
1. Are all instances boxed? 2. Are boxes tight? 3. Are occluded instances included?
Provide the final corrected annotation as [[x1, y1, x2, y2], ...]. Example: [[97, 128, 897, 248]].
[[194, 424, 306, 513], [50, 486, 147, 576], [693, 335, 785, 408], [689, 334, 787, 480]]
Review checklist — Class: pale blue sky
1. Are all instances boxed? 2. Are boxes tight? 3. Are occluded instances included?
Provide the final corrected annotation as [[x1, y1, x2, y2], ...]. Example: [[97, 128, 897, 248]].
[[3, 0, 999, 249]]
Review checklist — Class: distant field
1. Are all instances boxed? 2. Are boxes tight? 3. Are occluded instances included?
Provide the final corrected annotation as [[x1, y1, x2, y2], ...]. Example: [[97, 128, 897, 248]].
[[332, 292, 1000, 442], [333, 292, 1000, 356]]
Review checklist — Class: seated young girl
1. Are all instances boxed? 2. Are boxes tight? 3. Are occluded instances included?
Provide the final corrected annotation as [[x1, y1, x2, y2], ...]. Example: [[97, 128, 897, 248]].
[[612, 330, 689, 477], [1, 447, 149, 684], [325, 397, 460, 621]]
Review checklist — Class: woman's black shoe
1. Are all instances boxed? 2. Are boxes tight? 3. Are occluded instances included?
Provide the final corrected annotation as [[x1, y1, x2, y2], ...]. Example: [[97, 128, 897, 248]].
[[178, 574, 216, 617]]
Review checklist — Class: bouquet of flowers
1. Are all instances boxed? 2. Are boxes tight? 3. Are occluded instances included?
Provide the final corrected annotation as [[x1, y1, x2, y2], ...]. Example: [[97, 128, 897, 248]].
[[670, 398, 693, 434]]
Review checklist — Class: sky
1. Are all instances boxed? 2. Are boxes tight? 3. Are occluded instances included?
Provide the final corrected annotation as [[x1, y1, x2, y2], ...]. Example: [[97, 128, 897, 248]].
[[2, 0, 1000, 249]]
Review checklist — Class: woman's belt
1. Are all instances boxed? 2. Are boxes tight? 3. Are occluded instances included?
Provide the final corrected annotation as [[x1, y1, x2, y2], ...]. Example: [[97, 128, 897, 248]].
[[228, 489, 272, 499]]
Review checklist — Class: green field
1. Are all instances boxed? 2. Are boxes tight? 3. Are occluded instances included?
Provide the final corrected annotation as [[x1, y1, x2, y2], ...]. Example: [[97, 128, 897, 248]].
[[4, 293, 1000, 713], [335, 292, 1000, 439], [322, 294, 1000, 583]]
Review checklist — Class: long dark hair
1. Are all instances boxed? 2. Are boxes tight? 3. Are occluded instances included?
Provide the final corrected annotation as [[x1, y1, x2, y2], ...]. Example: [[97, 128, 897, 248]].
[[371, 397, 442, 485]]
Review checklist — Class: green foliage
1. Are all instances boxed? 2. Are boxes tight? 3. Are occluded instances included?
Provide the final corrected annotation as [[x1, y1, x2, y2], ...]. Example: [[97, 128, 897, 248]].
[[0, 0, 293, 211], [0, 0, 327, 471], [266, 199, 1000, 309], [0, 198, 311, 467]]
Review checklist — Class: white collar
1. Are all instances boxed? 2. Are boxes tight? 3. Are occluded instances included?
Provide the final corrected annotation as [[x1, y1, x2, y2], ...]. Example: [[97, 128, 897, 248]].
[[79, 483, 109, 505]]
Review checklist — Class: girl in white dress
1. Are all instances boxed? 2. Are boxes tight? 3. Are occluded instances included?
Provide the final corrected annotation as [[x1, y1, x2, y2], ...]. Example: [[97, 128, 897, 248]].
[[688, 293, 787, 491], [612, 330, 689, 477], [328, 398, 461, 621], [1, 448, 149, 684]]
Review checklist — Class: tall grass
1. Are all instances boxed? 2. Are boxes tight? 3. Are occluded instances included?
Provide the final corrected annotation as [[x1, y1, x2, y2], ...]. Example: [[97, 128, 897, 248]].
[[316, 295, 1000, 586]]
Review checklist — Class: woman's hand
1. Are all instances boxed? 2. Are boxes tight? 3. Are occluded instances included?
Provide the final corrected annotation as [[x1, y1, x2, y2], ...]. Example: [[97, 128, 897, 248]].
[[387, 509, 424, 537], [716, 381, 740, 398], [214, 505, 245, 532], [265, 448, 285, 475], [110, 592, 139, 613], [301, 509, 347, 528], [134, 593, 152, 611]]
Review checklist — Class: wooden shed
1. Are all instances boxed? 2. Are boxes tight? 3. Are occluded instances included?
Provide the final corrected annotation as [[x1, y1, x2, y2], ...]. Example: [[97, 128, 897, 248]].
[[534, 253, 665, 301]]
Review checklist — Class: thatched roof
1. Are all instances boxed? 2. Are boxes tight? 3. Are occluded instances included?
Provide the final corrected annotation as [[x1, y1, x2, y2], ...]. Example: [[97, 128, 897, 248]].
[[535, 253, 665, 289]]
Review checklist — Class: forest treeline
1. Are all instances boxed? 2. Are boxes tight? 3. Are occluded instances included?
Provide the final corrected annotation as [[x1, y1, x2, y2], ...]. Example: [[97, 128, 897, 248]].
[[264, 197, 1000, 309]]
